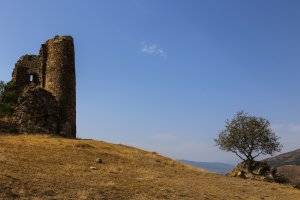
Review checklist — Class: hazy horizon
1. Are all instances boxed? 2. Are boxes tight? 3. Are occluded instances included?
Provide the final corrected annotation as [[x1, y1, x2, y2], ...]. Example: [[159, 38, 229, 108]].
[[1, 0, 299, 164]]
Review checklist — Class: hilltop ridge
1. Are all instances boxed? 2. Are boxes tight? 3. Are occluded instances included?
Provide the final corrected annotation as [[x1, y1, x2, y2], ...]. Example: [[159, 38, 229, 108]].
[[0, 135, 299, 199], [264, 148, 300, 167], [264, 148, 300, 185]]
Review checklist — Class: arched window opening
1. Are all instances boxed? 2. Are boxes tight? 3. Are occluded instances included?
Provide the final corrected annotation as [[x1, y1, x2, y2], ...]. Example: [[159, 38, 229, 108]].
[[30, 75, 34, 82], [29, 74, 39, 84]]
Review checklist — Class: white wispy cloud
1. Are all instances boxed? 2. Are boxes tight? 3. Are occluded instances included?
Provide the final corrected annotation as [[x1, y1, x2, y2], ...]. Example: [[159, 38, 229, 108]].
[[272, 123, 300, 135], [140, 43, 166, 57], [287, 124, 300, 134], [271, 122, 300, 153]]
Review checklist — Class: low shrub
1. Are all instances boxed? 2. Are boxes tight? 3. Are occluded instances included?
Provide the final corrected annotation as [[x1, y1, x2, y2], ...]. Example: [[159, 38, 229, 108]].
[[0, 81, 22, 116]]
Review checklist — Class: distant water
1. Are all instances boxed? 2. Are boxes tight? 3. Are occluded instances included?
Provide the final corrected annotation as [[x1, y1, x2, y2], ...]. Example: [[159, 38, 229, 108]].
[[179, 160, 235, 175]]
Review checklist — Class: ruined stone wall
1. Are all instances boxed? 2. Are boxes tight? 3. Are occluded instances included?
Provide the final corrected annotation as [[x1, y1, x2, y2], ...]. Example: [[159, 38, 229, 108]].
[[12, 55, 40, 87], [4, 35, 77, 138], [13, 85, 60, 134], [41, 36, 76, 137], [39, 44, 47, 88]]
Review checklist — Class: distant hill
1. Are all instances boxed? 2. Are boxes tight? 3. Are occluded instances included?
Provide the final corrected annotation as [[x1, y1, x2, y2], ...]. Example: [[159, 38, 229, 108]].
[[264, 148, 300, 167], [264, 148, 300, 184], [0, 135, 299, 199], [179, 160, 234, 174], [276, 165, 300, 185]]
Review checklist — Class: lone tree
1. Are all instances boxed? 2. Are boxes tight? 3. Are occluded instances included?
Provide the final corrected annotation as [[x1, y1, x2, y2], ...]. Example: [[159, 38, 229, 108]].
[[215, 111, 282, 165]]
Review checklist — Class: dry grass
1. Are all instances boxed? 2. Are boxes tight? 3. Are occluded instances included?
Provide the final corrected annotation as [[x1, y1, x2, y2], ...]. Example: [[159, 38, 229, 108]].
[[277, 165, 300, 185], [0, 134, 299, 199]]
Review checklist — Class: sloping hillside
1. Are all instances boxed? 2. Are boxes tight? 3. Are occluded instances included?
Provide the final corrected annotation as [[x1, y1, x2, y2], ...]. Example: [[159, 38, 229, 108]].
[[276, 165, 300, 185], [0, 135, 299, 199], [264, 148, 300, 167], [264, 149, 300, 185]]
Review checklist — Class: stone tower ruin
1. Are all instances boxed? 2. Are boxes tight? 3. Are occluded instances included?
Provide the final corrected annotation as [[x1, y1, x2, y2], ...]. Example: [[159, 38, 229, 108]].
[[10, 35, 76, 137]]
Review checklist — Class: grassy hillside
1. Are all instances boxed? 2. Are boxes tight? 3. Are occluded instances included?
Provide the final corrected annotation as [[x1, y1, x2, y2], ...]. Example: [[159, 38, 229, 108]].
[[264, 148, 300, 185], [277, 165, 300, 185], [264, 148, 300, 167], [0, 135, 299, 199]]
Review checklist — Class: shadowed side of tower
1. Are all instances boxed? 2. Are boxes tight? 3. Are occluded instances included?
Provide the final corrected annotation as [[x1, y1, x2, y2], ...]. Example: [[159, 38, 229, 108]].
[[40, 36, 76, 137]]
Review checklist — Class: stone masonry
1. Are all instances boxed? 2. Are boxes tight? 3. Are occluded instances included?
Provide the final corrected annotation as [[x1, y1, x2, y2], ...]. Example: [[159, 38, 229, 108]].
[[6, 35, 76, 138]]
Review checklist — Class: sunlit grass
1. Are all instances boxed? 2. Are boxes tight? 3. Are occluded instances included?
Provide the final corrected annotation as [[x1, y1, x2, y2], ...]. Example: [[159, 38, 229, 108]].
[[0, 134, 299, 199]]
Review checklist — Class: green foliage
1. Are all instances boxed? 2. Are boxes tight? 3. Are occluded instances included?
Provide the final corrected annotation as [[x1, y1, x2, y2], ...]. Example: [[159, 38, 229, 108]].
[[0, 81, 5, 101], [215, 111, 282, 163], [0, 81, 21, 116]]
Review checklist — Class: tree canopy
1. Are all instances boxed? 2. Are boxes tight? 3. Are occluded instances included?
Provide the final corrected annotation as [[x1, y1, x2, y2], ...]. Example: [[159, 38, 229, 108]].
[[0, 81, 21, 116], [215, 111, 282, 163]]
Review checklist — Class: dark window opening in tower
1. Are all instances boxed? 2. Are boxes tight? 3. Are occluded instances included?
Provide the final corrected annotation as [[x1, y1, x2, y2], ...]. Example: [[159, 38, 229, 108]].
[[29, 74, 39, 84], [30, 75, 34, 82]]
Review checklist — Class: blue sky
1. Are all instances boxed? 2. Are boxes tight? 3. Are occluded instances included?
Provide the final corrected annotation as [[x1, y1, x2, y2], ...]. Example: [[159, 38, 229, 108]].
[[0, 0, 300, 164]]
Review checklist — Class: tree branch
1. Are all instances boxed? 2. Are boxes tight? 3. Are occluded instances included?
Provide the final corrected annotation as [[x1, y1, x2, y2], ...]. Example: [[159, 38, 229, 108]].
[[232, 150, 245, 161], [253, 151, 263, 159]]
